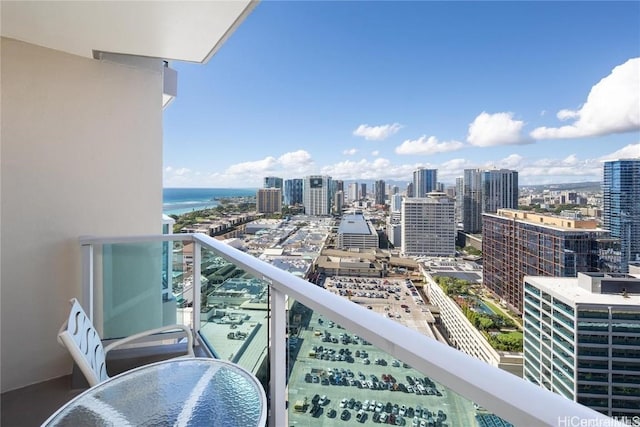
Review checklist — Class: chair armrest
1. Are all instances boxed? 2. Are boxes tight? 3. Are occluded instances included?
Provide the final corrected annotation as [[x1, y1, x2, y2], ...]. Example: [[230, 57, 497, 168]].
[[103, 324, 194, 357]]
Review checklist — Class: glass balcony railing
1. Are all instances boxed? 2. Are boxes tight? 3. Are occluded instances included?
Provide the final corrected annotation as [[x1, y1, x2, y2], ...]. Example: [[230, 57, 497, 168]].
[[80, 233, 627, 427]]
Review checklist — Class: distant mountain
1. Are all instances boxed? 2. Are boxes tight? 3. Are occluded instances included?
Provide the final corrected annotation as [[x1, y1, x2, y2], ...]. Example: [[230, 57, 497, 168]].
[[520, 181, 602, 192]]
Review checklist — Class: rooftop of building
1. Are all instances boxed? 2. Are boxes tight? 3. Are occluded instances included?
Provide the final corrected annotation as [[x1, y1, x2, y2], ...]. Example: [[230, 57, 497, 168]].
[[337, 213, 374, 235], [403, 193, 453, 203], [524, 273, 640, 307], [488, 209, 603, 232]]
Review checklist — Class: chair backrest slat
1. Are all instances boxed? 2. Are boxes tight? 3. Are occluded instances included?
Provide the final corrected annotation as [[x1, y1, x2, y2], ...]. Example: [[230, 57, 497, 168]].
[[58, 299, 108, 386]]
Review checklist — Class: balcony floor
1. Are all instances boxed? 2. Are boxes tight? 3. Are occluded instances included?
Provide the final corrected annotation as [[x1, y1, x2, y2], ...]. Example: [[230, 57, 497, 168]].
[[1, 343, 210, 426]]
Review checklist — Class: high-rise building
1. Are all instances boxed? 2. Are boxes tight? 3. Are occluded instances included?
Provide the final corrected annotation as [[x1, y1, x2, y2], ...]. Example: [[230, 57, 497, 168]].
[[523, 272, 640, 417], [412, 168, 437, 198], [303, 175, 332, 216], [483, 209, 611, 314], [401, 192, 455, 257], [603, 159, 640, 272], [406, 182, 414, 198], [333, 179, 344, 195], [455, 177, 464, 226], [256, 188, 282, 214], [483, 169, 519, 214], [387, 212, 402, 248], [284, 179, 303, 206], [374, 180, 386, 206], [390, 194, 403, 213], [361, 183, 367, 200], [334, 190, 344, 215], [463, 168, 518, 233], [347, 182, 359, 202], [463, 169, 483, 233], [263, 176, 283, 190]]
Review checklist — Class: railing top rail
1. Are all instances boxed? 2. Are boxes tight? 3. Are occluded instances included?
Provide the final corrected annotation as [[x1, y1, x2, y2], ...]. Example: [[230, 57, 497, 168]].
[[80, 234, 194, 245], [83, 232, 628, 426]]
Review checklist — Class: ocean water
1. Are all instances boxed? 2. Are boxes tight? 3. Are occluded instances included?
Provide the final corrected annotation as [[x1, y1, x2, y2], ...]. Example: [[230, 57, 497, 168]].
[[163, 188, 256, 215]]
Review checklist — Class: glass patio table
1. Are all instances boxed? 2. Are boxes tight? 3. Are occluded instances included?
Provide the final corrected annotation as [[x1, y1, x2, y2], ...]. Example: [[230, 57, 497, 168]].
[[41, 358, 267, 427]]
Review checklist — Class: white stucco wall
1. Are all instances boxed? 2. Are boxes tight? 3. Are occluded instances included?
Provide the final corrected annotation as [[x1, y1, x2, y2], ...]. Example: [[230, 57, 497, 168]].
[[1, 37, 163, 392]]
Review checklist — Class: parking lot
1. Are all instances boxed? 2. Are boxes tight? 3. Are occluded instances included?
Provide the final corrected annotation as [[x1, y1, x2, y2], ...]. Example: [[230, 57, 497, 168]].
[[324, 277, 436, 340], [287, 278, 477, 426]]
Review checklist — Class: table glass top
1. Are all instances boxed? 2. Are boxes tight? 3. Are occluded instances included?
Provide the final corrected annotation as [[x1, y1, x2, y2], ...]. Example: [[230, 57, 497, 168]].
[[44, 358, 265, 427]]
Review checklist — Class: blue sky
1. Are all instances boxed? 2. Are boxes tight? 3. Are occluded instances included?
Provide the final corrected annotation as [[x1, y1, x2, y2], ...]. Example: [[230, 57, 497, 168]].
[[163, 1, 640, 189]]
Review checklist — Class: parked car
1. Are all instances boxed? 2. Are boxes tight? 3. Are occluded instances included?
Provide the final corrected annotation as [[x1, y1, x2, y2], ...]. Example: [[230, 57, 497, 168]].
[[341, 409, 351, 421]]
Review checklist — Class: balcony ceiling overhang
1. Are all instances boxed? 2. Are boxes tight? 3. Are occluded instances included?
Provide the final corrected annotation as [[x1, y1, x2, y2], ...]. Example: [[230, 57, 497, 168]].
[[0, 0, 257, 62]]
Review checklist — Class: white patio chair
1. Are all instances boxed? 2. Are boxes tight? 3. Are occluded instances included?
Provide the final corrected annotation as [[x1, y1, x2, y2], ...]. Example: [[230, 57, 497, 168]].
[[58, 298, 194, 387]]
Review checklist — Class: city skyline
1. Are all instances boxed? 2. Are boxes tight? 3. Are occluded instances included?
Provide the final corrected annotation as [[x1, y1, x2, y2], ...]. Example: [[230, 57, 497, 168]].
[[163, 1, 639, 188]]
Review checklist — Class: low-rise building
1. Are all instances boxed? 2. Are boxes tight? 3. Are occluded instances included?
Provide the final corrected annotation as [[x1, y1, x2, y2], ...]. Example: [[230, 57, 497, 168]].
[[336, 213, 379, 250], [424, 273, 523, 377]]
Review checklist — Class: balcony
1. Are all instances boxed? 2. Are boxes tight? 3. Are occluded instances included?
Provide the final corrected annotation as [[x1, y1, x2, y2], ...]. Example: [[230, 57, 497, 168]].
[[2, 232, 626, 426]]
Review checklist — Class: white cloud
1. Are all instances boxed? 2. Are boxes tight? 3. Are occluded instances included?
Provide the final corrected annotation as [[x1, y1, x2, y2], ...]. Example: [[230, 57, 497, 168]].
[[557, 109, 579, 121], [562, 154, 579, 165], [435, 158, 475, 183], [278, 150, 313, 169], [321, 158, 416, 181], [371, 150, 380, 156], [164, 150, 316, 188], [353, 123, 402, 141], [395, 135, 465, 155], [496, 154, 525, 169], [467, 112, 531, 147], [226, 157, 278, 175], [516, 156, 602, 183], [531, 57, 640, 139], [343, 148, 358, 155], [599, 143, 640, 161]]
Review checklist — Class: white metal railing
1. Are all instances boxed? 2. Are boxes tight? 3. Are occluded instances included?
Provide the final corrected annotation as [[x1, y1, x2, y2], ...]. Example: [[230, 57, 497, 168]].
[[80, 233, 629, 427]]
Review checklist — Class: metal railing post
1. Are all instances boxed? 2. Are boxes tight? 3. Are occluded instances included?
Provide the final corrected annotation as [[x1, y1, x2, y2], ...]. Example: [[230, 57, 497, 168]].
[[193, 239, 201, 334], [269, 286, 287, 427], [81, 243, 94, 320]]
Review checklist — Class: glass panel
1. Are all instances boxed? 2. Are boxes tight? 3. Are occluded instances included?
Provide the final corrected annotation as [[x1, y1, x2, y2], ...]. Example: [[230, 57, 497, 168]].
[[611, 399, 640, 410], [612, 322, 640, 333], [611, 311, 639, 320], [100, 240, 191, 339], [612, 386, 640, 396], [577, 384, 609, 395], [577, 321, 608, 332], [287, 299, 514, 427], [196, 245, 270, 383], [612, 348, 640, 359], [612, 335, 640, 346], [611, 361, 640, 372], [578, 360, 609, 370], [578, 346, 608, 358], [578, 334, 608, 345], [578, 310, 609, 319], [553, 299, 574, 317], [524, 283, 540, 296], [577, 372, 608, 382], [554, 310, 573, 329], [577, 396, 608, 409], [612, 373, 639, 384]]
